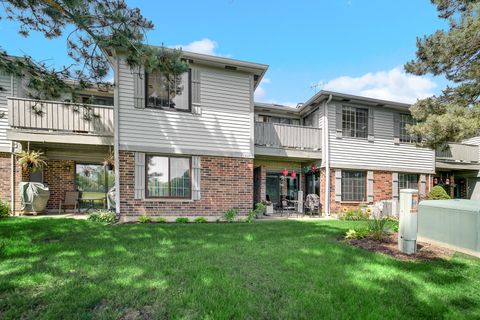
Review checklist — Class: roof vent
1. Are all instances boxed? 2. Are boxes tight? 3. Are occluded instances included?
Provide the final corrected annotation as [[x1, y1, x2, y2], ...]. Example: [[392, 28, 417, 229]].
[[225, 65, 237, 71], [342, 98, 350, 102]]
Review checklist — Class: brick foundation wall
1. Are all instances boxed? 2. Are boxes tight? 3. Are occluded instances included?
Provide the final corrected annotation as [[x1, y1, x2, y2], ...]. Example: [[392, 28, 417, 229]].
[[119, 151, 253, 218], [373, 171, 392, 202]]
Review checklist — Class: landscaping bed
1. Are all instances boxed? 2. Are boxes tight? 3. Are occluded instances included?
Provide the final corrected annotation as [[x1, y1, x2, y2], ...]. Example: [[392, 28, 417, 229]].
[[345, 232, 454, 261]]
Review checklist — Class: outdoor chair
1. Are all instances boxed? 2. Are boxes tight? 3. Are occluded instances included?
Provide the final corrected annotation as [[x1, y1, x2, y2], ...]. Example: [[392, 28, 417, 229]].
[[59, 191, 79, 214], [281, 199, 296, 217]]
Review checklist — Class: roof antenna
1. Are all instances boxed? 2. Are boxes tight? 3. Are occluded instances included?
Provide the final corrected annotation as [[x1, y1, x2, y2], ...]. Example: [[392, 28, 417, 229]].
[[310, 81, 324, 94]]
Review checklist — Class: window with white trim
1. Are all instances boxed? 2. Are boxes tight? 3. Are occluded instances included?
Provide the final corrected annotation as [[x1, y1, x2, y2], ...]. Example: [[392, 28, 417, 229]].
[[146, 155, 191, 198], [398, 173, 418, 192], [146, 70, 191, 111], [399, 113, 417, 143], [342, 106, 368, 138], [341, 170, 366, 201]]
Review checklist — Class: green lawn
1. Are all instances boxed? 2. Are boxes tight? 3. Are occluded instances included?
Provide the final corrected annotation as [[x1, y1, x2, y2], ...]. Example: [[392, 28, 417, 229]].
[[0, 219, 479, 319]]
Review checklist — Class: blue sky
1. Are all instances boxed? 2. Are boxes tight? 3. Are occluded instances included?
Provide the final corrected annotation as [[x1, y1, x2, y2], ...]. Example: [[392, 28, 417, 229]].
[[0, 0, 447, 105]]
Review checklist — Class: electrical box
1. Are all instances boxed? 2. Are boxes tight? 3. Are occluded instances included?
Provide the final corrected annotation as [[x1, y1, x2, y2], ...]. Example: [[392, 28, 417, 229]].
[[398, 189, 419, 254]]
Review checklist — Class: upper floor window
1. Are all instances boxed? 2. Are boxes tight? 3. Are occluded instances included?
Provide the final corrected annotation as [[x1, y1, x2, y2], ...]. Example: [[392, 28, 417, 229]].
[[341, 170, 366, 202], [257, 115, 300, 125], [146, 155, 191, 198], [399, 113, 417, 143], [80, 95, 114, 106], [342, 106, 368, 138], [146, 70, 191, 111]]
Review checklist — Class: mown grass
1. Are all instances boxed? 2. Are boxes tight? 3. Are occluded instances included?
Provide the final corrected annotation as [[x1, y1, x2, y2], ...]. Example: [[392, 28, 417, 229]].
[[0, 218, 479, 319]]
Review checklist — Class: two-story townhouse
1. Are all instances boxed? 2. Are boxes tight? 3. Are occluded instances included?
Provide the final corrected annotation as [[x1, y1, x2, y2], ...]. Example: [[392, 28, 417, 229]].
[[0, 69, 115, 213], [252, 91, 437, 216], [112, 51, 268, 221]]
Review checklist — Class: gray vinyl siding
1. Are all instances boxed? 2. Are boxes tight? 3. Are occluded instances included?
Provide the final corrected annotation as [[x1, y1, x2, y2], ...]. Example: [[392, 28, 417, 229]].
[[463, 136, 480, 161], [327, 101, 435, 173], [117, 58, 254, 158]]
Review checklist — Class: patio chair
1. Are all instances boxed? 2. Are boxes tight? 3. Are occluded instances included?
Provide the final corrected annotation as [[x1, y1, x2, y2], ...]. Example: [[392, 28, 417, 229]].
[[59, 191, 79, 214], [281, 199, 296, 217]]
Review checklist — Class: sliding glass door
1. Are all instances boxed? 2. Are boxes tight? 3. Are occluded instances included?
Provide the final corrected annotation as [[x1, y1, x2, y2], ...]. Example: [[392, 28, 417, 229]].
[[75, 163, 114, 209]]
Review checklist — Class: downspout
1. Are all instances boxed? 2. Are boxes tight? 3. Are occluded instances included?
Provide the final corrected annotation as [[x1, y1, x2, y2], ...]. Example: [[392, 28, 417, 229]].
[[324, 94, 333, 216], [113, 56, 121, 215], [10, 75, 15, 214]]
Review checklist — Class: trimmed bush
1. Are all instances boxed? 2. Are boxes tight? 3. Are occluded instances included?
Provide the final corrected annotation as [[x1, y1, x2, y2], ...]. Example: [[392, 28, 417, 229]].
[[0, 200, 10, 218], [176, 217, 189, 223], [88, 210, 116, 224], [427, 186, 451, 200], [138, 215, 152, 223], [156, 217, 167, 223], [194, 217, 207, 223]]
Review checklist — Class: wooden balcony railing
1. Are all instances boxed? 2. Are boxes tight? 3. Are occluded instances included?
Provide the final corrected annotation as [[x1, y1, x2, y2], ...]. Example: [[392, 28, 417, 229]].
[[436, 143, 479, 163], [8, 97, 113, 135], [254, 122, 322, 151]]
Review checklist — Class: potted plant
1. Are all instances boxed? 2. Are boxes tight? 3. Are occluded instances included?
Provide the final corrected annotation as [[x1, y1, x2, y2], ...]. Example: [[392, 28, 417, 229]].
[[103, 150, 114, 171], [16, 150, 47, 172]]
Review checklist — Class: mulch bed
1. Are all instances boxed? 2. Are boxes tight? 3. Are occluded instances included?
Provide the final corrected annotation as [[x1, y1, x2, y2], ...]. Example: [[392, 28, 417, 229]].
[[344, 232, 454, 261]]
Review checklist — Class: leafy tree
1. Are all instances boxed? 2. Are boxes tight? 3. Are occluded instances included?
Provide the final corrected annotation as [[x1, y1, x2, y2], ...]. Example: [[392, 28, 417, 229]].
[[0, 0, 188, 100], [405, 0, 480, 148]]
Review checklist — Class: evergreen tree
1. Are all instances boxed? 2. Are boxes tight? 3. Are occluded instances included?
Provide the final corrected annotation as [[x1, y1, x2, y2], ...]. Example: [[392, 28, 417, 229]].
[[405, 0, 480, 148], [0, 0, 188, 100]]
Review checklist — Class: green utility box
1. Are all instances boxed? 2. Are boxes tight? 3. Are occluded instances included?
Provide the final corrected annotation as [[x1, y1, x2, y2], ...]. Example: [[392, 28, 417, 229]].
[[418, 200, 480, 256]]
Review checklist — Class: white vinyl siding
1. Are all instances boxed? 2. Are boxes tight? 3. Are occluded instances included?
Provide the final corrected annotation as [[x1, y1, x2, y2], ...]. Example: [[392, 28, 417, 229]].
[[328, 101, 435, 173], [117, 58, 253, 158]]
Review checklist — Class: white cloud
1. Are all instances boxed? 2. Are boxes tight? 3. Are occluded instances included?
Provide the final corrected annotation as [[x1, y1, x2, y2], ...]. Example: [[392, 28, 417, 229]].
[[171, 38, 223, 56], [322, 67, 437, 103]]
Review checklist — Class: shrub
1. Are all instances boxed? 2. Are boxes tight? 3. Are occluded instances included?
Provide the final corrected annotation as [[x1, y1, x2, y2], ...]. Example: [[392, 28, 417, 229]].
[[345, 228, 369, 239], [254, 203, 266, 217], [0, 200, 10, 218], [246, 209, 256, 223], [428, 186, 451, 200], [138, 215, 152, 223], [176, 217, 189, 223], [88, 210, 116, 224], [367, 216, 388, 241], [156, 217, 167, 223], [224, 208, 237, 222], [194, 217, 207, 223], [339, 208, 368, 221]]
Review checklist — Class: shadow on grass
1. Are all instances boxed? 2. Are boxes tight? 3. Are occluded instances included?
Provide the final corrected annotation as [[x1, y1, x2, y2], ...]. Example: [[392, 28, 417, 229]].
[[0, 218, 478, 319]]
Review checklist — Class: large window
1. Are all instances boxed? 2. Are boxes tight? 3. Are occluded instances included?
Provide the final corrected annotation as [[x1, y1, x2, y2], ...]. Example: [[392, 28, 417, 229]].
[[399, 173, 418, 192], [146, 70, 190, 111], [342, 106, 368, 138], [147, 156, 191, 198], [342, 170, 366, 201], [399, 114, 417, 143]]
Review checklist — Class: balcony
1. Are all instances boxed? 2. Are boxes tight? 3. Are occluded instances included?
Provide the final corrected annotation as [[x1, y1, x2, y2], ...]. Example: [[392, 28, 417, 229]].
[[7, 97, 113, 145], [254, 122, 322, 159], [436, 143, 479, 163]]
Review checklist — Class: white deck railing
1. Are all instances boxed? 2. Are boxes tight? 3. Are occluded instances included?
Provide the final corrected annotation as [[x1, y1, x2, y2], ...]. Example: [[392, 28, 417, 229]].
[[436, 143, 479, 163], [254, 122, 322, 151], [8, 97, 113, 135]]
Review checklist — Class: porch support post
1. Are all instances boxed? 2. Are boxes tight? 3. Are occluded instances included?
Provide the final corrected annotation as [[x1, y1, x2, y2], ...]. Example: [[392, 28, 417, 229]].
[[113, 57, 121, 215]]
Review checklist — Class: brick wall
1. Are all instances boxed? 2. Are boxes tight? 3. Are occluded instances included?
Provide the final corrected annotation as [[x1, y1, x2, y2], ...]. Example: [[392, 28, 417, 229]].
[[43, 160, 76, 210], [324, 168, 394, 213], [118, 151, 253, 218], [0, 152, 23, 212], [0, 152, 11, 204]]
